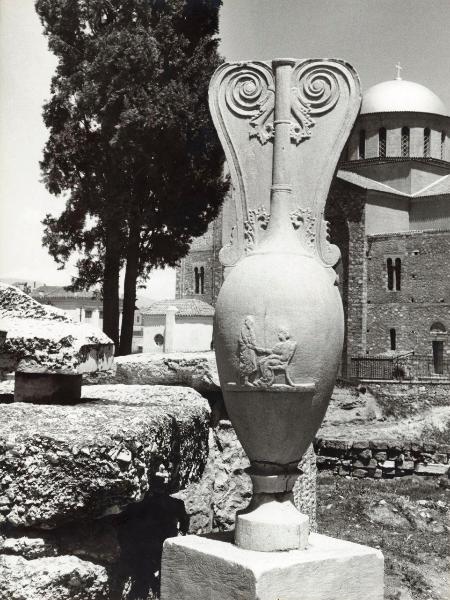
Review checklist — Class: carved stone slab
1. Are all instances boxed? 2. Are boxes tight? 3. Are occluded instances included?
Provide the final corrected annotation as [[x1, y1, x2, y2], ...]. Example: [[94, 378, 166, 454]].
[[0, 283, 114, 377], [209, 59, 361, 270]]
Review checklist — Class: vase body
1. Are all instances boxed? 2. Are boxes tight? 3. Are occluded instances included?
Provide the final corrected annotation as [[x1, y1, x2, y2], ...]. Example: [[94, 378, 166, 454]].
[[214, 247, 343, 476]]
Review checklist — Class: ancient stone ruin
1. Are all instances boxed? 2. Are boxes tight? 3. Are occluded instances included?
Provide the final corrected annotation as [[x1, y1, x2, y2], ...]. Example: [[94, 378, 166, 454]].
[[0, 283, 114, 403], [0, 283, 317, 598]]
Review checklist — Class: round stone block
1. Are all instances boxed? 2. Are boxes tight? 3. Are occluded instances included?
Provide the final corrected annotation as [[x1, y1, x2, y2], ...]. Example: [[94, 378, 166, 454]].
[[235, 495, 309, 552]]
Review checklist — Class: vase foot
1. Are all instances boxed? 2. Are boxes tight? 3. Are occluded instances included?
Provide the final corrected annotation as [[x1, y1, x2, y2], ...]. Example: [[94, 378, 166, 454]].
[[236, 494, 309, 552]]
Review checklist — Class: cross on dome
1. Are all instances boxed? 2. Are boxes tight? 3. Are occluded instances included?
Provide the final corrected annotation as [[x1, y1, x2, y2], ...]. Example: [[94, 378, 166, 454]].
[[395, 62, 402, 80]]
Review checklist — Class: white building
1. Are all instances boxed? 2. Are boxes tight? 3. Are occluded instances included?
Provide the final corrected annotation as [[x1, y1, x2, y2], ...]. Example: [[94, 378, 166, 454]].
[[140, 298, 214, 354]]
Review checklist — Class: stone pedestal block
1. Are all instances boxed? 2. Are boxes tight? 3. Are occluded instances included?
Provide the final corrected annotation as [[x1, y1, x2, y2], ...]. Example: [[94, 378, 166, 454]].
[[161, 531, 383, 600]]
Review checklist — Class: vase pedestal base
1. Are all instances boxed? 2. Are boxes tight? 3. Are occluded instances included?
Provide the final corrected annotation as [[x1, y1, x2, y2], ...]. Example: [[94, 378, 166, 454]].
[[161, 531, 384, 600], [235, 467, 309, 551], [236, 495, 309, 552]]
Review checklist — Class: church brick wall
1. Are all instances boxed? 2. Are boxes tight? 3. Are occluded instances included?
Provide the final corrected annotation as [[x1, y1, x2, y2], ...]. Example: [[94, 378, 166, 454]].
[[366, 230, 450, 355], [176, 211, 223, 307], [327, 184, 368, 376]]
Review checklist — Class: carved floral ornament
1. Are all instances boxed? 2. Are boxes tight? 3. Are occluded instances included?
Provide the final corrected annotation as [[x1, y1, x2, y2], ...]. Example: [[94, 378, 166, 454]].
[[210, 58, 361, 270], [243, 206, 317, 253], [224, 62, 341, 145]]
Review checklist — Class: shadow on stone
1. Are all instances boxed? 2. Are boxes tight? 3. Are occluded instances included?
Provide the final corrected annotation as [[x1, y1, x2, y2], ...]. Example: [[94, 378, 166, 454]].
[[110, 494, 189, 600]]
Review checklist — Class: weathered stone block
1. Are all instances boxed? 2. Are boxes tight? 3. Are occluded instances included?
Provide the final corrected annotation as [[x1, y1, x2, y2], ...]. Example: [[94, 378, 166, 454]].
[[434, 453, 448, 464], [374, 451, 387, 462], [381, 460, 396, 470], [352, 468, 368, 478], [0, 284, 114, 378], [85, 351, 220, 392], [0, 521, 120, 563], [0, 554, 109, 600], [0, 384, 209, 528], [370, 439, 389, 451], [352, 440, 368, 451], [161, 532, 384, 600], [359, 448, 372, 461], [415, 463, 449, 476], [318, 439, 349, 456], [401, 460, 415, 472]]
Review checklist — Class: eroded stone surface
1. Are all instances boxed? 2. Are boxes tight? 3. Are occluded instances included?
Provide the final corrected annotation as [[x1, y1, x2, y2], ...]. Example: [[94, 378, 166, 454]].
[[0, 384, 209, 528], [85, 351, 220, 393], [0, 283, 114, 376], [0, 521, 120, 563], [0, 554, 109, 600], [178, 422, 317, 533], [161, 532, 384, 600]]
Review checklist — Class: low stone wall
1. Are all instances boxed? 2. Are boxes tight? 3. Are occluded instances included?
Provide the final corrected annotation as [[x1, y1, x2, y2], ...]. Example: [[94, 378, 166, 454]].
[[315, 437, 450, 479], [367, 381, 450, 405]]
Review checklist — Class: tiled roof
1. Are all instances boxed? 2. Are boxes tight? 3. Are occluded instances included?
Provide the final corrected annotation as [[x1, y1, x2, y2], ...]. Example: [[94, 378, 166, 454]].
[[31, 286, 100, 300], [141, 298, 215, 317]]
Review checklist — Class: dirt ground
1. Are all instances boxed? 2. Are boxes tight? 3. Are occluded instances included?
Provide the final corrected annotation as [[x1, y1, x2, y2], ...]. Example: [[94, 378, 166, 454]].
[[317, 383, 449, 600], [319, 384, 450, 443], [317, 474, 449, 600]]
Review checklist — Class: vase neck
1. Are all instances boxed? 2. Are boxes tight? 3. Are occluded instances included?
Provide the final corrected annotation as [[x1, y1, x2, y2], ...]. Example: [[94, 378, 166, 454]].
[[258, 59, 308, 254]]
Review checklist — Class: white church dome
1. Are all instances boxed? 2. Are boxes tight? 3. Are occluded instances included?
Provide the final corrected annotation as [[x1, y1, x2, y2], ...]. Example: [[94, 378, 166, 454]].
[[361, 79, 447, 116]]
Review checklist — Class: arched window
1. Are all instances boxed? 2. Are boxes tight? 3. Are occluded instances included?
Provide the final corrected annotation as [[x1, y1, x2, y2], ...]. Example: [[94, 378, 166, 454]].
[[401, 127, 410, 157], [430, 322, 447, 374], [358, 130, 365, 159], [386, 258, 394, 290], [441, 131, 446, 160], [423, 128, 431, 157], [390, 328, 396, 351], [386, 257, 401, 291], [394, 258, 402, 291], [194, 267, 200, 294], [430, 322, 447, 334], [200, 266, 205, 294], [379, 127, 386, 157]]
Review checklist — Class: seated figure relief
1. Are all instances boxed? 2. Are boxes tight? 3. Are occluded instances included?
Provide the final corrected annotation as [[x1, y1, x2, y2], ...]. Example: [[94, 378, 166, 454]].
[[238, 316, 297, 387]]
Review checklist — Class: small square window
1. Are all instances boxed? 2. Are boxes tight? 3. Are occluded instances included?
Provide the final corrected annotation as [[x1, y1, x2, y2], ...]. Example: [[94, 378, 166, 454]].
[[85, 309, 93, 319]]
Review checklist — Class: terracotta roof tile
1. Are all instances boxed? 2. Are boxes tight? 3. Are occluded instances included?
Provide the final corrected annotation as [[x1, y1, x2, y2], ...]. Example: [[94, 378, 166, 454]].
[[141, 298, 214, 317]]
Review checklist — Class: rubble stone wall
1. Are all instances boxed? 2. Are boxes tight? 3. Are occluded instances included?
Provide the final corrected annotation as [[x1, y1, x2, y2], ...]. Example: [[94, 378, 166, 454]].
[[315, 437, 450, 479]]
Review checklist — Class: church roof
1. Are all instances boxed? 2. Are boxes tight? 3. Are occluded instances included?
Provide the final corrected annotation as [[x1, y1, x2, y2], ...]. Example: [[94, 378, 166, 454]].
[[412, 174, 450, 197], [337, 170, 409, 196], [141, 298, 214, 317], [361, 79, 447, 117]]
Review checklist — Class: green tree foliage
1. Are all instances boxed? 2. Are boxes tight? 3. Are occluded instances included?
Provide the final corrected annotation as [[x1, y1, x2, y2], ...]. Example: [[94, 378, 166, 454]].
[[36, 0, 227, 352]]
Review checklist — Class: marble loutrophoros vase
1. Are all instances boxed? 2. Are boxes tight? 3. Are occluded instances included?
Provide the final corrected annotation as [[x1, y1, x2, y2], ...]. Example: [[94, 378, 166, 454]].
[[210, 59, 361, 552]]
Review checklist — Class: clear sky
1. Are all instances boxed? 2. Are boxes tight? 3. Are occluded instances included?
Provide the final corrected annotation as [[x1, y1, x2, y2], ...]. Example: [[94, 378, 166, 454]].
[[1, 0, 450, 295]]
